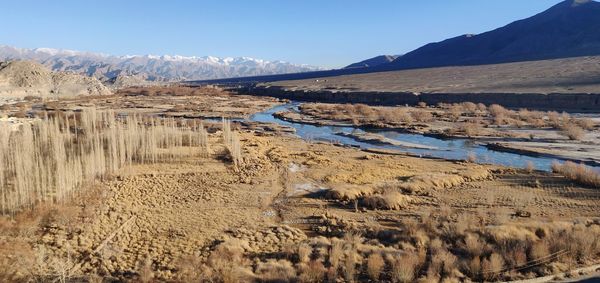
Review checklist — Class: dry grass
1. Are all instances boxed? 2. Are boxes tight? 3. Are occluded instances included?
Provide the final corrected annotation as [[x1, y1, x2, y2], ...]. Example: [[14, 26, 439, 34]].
[[362, 190, 411, 210], [391, 253, 420, 283], [551, 161, 600, 188], [366, 252, 385, 280], [329, 240, 343, 271], [299, 260, 326, 283], [116, 85, 227, 97], [488, 104, 508, 118], [458, 122, 484, 137], [577, 118, 596, 130], [525, 161, 536, 173], [411, 108, 433, 122], [255, 259, 297, 282], [0, 108, 213, 215], [222, 119, 242, 170], [561, 123, 586, 140]]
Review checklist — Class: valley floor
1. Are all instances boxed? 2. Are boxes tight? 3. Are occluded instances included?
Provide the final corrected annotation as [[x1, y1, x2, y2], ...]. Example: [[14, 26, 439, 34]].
[[0, 86, 599, 282]]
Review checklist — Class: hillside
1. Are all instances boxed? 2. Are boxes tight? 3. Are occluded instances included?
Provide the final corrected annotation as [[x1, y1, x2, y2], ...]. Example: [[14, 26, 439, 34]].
[[385, 0, 600, 69], [261, 56, 600, 94], [0, 60, 111, 97], [0, 45, 324, 83], [197, 0, 600, 85]]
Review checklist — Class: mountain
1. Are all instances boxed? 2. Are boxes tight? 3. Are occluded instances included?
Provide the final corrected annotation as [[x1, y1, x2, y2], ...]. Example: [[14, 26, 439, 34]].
[[386, 0, 600, 69], [194, 0, 600, 85], [345, 55, 399, 69], [0, 60, 110, 96], [0, 45, 324, 83]]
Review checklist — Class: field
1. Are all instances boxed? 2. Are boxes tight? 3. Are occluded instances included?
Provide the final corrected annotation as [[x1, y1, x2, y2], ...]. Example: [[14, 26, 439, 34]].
[[0, 86, 599, 282]]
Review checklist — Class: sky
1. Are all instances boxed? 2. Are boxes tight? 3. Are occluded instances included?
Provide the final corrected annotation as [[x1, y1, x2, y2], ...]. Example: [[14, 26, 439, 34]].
[[1, 0, 564, 68]]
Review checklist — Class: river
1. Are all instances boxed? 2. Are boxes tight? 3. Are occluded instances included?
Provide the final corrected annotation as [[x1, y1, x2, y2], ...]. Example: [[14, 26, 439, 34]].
[[250, 103, 596, 172]]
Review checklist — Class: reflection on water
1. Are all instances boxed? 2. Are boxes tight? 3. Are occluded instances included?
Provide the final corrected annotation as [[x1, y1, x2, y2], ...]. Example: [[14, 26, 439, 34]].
[[250, 103, 593, 172]]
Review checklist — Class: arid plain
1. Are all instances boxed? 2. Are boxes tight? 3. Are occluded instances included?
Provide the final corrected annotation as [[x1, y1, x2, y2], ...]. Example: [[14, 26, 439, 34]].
[[0, 86, 598, 282]]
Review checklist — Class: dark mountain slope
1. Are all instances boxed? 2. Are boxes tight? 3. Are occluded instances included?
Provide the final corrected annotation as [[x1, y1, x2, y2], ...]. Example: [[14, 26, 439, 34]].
[[190, 0, 600, 85], [387, 0, 600, 69]]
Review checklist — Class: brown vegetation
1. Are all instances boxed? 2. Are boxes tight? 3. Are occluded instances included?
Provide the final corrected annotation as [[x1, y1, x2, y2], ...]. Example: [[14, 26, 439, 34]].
[[552, 161, 600, 188]]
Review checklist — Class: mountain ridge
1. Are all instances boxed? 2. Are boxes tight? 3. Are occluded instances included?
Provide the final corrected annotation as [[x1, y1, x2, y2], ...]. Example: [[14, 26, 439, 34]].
[[0, 45, 325, 83], [384, 0, 600, 69]]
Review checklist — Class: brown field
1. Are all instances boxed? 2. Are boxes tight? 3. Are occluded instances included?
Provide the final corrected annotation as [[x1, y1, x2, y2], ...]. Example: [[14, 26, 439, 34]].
[[0, 86, 599, 282]]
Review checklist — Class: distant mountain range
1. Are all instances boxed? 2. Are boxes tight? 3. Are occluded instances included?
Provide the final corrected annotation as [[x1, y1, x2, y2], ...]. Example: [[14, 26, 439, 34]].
[[0, 45, 324, 83], [196, 0, 600, 84]]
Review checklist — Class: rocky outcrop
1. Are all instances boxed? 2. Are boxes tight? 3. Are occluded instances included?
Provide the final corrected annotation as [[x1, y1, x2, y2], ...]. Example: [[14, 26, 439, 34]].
[[0, 60, 111, 97], [248, 85, 600, 111]]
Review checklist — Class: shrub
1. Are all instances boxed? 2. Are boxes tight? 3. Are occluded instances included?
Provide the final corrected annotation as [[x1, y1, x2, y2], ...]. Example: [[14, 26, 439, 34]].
[[366, 253, 385, 280], [577, 118, 596, 130], [459, 122, 483, 137], [529, 241, 549, 261], [561, 124, 585, 140], [448, 104, 463, 121], [299, 260, 326, 283], [298, 243, 312, 263], [525, 161, 535, 173], [547, 111, 561, 128], [551, 161, 600, 188], [363, 191, 411, 210], [391, 253, 420, 283], [461, 102, 478, 114], [411, 109, 433, 122], [476, 103, 487, 112], [255, 259, 297, 282], [481, 253, 504, 281], [488, 104, 508, 117], [329, 240, 343, 270]]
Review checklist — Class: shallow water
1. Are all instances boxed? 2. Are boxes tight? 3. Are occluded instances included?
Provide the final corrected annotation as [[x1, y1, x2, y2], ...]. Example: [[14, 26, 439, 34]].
[[250, 103, 594, 172]]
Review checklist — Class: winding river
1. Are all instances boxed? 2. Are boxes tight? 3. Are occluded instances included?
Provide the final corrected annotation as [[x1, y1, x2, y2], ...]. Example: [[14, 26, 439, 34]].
[[250, 103, 594, 172]]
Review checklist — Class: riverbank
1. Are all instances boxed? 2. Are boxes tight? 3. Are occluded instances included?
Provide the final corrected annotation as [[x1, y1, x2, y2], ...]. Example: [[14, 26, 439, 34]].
[[242, 56, 600, 111], [271, 102, 600, 168]]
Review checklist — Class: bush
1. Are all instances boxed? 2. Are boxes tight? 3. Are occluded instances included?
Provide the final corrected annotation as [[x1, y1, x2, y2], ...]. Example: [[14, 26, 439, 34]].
[[391, 253, 420, 283], [489, 104, 508, 117], [366, 253, 385, 280], [561, 124, 585, 140], [551, 161, 600, 188], [411, 109, 433, 122], [577, 118, 596, 130]]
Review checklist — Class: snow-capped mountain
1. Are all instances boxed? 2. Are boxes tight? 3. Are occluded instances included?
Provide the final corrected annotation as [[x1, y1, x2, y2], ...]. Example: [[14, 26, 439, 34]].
[[0, 45, 325, 82]]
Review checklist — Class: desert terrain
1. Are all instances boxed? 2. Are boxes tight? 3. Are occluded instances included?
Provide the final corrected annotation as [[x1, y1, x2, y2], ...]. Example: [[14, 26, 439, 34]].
[[0, 86, 598, 282]]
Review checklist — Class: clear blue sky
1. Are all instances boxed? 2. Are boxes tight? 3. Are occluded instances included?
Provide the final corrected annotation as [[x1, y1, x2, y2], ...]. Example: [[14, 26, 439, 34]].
[[2, 0, 563, 68]]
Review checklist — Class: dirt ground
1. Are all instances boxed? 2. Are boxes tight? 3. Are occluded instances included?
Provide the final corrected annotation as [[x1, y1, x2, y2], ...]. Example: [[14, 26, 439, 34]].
[[0, 88, 599, 282]]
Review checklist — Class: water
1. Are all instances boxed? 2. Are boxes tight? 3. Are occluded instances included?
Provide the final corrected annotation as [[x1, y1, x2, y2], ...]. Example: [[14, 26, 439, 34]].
[[250, 103, 588, 172]]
